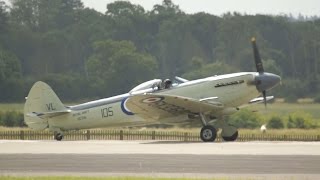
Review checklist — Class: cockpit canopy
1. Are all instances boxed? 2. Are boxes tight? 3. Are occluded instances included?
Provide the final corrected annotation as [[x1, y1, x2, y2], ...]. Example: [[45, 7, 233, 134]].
[[129, 78, 174, 94], [129, 79, 162, 94]]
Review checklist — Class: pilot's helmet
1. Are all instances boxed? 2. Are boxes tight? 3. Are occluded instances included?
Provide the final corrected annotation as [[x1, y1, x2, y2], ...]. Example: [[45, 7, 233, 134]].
[[163, 79, 172, 89]]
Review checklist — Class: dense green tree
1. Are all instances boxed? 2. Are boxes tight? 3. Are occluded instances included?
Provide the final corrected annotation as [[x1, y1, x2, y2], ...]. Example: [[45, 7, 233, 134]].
[[40, 73, 89, 100], [268, 116, 284, 129], [106, 1, 152, 51], [106, 1, 145, 16], [87, 40, 158, 96], [227, 109, 262, 129], [0, 48, 24, 101], [10, 0, 83, 31], [0, 48, 21, 80], [182, 61, 237, 80], [287, 112, 317, 129], [0, 0, 319, 102], [151, 0, 182, 15], [0, 0, 8, 33]]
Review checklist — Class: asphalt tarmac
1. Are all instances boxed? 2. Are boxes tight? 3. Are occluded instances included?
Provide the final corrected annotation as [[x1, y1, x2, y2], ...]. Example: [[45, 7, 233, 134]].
[[1, 140, 320, 179]]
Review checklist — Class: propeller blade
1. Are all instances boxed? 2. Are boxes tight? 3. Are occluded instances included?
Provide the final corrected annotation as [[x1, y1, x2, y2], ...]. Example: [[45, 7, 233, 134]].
[[262, 90, 267, 108], [251, 37, 264, 74]]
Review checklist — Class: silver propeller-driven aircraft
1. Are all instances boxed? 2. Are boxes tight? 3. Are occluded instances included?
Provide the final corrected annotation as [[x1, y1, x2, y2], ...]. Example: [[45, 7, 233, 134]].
[[24, 38, 281, 142]]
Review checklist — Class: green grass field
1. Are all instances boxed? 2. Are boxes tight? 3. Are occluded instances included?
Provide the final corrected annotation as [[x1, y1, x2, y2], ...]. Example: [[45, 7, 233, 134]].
[[0, 103, 24, 112], [248, 103, 320, 119]]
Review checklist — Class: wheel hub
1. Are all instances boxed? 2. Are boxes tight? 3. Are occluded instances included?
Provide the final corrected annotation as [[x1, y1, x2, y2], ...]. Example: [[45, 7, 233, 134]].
[[203, 129, 213, 139]]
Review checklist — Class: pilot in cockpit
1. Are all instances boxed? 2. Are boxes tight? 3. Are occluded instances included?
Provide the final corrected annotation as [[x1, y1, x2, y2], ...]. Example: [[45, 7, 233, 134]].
[[130, 78, 173, 94], [163, 79, 172, 89], [151, 79, 172, 91]]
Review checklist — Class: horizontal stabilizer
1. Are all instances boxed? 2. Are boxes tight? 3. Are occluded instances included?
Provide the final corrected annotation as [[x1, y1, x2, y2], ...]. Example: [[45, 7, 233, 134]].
[[27, 109, 71, 118]]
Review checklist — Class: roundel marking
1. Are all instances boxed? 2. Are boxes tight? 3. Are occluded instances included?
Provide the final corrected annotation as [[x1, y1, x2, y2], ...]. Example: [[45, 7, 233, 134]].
[[121, 98, 134, 115], [141, 96, 164, 104]]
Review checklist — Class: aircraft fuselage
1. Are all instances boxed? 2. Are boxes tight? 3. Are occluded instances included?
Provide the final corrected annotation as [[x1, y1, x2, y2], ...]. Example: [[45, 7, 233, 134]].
[[48, 72, 259, 131]]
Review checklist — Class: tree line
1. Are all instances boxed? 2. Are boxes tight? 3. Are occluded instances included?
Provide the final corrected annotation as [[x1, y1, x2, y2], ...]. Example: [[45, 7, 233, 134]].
[[0, 0, 320, 102]]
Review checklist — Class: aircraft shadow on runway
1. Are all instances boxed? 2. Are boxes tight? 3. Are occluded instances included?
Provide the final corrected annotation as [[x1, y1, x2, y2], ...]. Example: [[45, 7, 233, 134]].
[[141, 141, 210, 144]]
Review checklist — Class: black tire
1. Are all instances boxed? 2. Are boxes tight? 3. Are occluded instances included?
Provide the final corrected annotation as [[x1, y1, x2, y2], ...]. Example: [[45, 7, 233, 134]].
[[54, 133, 64, 141], [222, 131, 238, 141], [200, 125, 217, 142]]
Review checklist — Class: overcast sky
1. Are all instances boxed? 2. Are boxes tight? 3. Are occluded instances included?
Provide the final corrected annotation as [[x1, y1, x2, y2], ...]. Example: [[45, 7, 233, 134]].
[[3, 0, 319, 17], [81, 0, 320, 17]]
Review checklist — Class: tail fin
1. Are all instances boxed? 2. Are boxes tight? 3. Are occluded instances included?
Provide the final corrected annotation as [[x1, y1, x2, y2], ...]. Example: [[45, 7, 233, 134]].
[[24, 81, 70, 130]]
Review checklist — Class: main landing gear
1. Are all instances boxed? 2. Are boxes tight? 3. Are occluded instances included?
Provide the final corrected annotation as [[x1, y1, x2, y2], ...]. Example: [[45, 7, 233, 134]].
[[199, 113, 217, 142], [199, 113, 238, 142], [200, 125, 217, 142], [222, 130, 238, 141]]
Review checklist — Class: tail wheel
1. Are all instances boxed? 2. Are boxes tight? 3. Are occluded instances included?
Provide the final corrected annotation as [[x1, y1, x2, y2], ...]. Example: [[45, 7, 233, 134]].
[[222, 131, 238, 141], [200, 125, 217, 142], [54, 133, 64, 141]]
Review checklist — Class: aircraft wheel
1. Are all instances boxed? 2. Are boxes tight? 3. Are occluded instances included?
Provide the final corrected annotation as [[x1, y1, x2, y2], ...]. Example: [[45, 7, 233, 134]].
[[222, 131, 238, 141], [54, 132, 64, 141], [200, 125, 217, 142]]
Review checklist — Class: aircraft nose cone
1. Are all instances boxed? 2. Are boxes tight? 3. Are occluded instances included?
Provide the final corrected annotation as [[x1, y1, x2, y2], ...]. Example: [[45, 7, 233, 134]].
[[255, 73, 281, 92]]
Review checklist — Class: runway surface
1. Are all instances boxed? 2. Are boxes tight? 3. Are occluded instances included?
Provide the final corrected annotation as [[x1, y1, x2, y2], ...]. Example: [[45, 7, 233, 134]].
[[1, 140, 320, 179], [1, 140, 320, 155]]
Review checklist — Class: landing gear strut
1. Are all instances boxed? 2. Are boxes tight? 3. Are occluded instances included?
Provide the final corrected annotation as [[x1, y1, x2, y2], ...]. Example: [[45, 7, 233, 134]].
[[199, 113, 217, 142], [199, 113, 239, 142]]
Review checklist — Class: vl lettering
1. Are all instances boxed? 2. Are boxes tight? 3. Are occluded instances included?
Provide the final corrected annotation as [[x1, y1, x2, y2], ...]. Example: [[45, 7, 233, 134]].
[[46, 103, 56, 111]]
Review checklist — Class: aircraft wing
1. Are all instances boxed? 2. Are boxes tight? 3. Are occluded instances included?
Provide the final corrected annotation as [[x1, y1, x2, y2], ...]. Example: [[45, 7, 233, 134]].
[[126, 94, 223, 120], [26, 109, 71, 119]]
